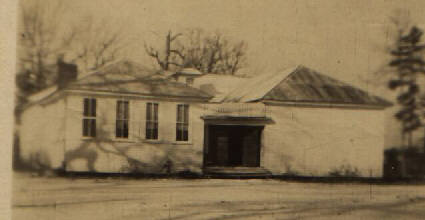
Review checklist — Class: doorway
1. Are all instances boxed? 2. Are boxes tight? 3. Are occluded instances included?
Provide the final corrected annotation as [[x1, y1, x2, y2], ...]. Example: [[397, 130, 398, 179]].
[[204, 125, 263, 167]]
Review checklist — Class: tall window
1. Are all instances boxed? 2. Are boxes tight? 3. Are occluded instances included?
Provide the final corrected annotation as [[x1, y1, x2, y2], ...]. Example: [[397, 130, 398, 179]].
[[83, 98, 96, 137], [146, 103, 158, 140], [176, 104, 189, 141], [116, 100, 129, 138]]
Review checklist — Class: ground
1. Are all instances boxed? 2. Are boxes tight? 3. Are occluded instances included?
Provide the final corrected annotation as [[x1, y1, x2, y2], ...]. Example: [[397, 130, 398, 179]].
[[12, 173, 425, 220]]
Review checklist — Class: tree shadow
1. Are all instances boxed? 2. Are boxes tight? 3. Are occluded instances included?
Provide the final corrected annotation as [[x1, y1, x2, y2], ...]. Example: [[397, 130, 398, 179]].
[[64, 112, 201, 176]]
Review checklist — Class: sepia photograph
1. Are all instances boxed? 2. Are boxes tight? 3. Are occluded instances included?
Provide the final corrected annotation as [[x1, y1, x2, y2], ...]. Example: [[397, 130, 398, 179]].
[[6, 0, 425, 219]]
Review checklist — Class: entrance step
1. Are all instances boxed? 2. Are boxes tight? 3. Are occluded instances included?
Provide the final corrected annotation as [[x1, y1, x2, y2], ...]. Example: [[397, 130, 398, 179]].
[[204, 166, 272, 178]]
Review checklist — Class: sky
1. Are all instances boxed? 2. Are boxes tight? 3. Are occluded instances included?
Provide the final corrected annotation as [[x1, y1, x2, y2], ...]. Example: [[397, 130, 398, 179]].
[[23, 0, 425, 147], [58, 0, 424, 96]]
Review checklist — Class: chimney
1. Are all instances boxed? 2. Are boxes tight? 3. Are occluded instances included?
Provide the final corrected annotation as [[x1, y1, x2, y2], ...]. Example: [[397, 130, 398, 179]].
[[57, 55, 78, 89]]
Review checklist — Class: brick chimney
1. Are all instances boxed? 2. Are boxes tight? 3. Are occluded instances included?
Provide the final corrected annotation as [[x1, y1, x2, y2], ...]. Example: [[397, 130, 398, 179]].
[[57, 55, 78, 89]]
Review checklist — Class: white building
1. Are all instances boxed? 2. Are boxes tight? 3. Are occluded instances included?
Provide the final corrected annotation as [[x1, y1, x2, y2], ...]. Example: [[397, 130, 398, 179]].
[[19, 60, 392, 177]]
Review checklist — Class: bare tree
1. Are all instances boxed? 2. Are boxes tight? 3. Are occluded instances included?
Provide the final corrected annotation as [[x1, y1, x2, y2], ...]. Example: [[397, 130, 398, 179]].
[[145, 28, 247, 75], [17, 1, 128, 98], [71, 16, 129, 72], [144, 30, 183, 71], [17, 0, 74, 94], [16, 0, 129, 119]]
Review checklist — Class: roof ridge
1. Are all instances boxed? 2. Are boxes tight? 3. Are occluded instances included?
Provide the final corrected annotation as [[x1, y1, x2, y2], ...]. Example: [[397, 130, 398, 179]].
[[222, 65, 300, 102], [256, 65, 302, 101]]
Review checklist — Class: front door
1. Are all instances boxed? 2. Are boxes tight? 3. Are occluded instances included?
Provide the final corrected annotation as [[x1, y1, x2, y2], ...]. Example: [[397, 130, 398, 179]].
[[242, 128, 261, 167], [205, 125, 263, 167]]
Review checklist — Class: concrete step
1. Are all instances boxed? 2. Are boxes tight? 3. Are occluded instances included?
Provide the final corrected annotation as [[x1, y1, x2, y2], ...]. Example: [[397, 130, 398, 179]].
[[204, 166, 272, 178]]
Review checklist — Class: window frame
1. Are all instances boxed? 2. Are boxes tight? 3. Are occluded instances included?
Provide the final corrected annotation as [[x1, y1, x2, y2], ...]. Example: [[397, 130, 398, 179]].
[[116, 100, 130, 139], [82, 98, 96, 138], [176, 104, 189, 142], [145, 102, 159, 140]]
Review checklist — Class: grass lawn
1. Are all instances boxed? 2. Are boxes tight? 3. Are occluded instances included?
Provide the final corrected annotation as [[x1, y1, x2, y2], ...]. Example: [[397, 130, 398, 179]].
[[12, 172, 425, 220]]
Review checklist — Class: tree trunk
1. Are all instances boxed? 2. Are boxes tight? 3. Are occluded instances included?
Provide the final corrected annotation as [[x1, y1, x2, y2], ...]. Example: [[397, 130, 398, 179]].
[[164, 31, 171, 71]]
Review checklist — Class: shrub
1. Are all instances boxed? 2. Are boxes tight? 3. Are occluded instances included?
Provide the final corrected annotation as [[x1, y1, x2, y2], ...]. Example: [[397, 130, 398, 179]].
[[329, 164, 360, 177]]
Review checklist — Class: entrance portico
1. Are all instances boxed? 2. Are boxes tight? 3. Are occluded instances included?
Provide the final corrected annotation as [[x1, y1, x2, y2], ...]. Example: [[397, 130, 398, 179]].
[[201, 114, 273, 176]]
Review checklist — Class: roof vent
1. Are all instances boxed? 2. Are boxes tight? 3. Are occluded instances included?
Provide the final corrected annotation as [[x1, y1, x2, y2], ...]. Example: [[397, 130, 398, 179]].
[[174, 68, 203, 85]]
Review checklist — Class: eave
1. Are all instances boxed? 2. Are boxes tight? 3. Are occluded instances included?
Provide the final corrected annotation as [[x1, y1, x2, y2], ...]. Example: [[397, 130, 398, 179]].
[[64, 89, 212, 103], [262, 99, 392, 110]]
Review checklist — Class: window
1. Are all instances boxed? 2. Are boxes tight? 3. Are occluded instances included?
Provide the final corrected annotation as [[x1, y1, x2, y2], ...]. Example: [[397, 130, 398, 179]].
[[83, 98, 96, 137], [116, 100, 129, 138], [146, 103, 158, 140], [176, 104, 189, 141]]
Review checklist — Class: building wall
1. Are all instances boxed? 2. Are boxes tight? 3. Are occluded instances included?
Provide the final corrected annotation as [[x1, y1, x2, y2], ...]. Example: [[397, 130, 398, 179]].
[[63, 94, 206, 174], [20, 91, 387, 177], [20, 97, 66, 170], [262, 105, 386, 177]]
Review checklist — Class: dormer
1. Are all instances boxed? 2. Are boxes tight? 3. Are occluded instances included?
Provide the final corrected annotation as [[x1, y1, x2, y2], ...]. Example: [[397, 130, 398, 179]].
[[173, 68, 203, 86]]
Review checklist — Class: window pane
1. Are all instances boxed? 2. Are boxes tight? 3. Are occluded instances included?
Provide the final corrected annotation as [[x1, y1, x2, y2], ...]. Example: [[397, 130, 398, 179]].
[[177, 105, 182, 122], [123, 120, 128, 138], [184, 105, 189, 123], [91, 99, 96, 117], [83, 98, 96, 137], [146, 103, 158, 140], [117, 101, 121, 119], [116, 100, 128, 120], [124, 101, 129, 119], [146, 103, 152, 121], [83, 119, 89, 136], [116, 120, 122, 137], [176, 104, 189, 141], [83, 98, 89, 116], [176, 127, 182, 141], [154, 103, 158, 121], [116, 100, 129, 138], [146, 128, 151, 139], [183, 129, 188, 141], [90, 119, 96, 137], [153, 127, 158, 139]]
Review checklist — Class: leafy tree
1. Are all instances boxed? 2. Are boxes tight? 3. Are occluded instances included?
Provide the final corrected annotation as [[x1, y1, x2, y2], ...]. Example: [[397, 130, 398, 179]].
[[388, 26, 425, 147]]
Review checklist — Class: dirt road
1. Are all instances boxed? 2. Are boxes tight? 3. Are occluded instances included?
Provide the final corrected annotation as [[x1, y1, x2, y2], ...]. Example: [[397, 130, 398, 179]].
[[12, 173, 425, 220]]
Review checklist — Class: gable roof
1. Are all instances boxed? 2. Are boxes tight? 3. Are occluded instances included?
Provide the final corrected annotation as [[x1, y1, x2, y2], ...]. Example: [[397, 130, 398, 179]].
[[26, 60, 212, 107], [192, 74, 250, 102], [220, 65, 392, 107], [66, 60, 211, 99], [222, 66, 298, 102], [263, 66, 392, 106]]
